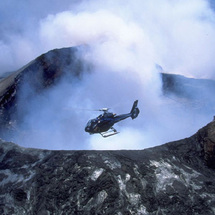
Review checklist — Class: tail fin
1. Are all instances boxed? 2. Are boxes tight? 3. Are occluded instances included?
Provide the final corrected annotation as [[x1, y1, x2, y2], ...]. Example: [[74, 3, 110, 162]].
[[130, 100, 140, 119]]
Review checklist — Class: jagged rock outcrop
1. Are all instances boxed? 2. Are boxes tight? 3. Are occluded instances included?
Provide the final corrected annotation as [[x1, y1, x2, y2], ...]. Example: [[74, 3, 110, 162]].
[[1, 120, 215, 214], [197, 120, 215, 169]]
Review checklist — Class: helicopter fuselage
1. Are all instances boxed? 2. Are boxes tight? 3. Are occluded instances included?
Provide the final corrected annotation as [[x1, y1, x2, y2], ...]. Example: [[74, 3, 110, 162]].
[[85, 113, 131, 134]]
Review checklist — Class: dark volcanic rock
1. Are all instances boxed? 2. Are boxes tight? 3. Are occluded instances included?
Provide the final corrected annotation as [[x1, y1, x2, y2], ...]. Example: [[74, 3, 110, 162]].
[[1, 121, 215, 214], [197, 121, 215, 168]]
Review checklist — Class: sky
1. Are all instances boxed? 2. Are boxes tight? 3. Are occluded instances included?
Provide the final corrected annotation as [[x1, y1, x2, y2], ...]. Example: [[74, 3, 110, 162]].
[[1, 0, 215, 150]]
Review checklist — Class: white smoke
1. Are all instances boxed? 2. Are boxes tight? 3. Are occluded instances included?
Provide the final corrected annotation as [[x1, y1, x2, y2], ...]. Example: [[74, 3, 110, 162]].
[[38, 0, 215, 79], [1, 0, 215, 149]]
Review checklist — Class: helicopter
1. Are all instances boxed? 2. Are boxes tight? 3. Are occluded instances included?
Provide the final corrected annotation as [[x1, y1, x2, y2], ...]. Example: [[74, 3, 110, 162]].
[[85, 100, 140, 137]]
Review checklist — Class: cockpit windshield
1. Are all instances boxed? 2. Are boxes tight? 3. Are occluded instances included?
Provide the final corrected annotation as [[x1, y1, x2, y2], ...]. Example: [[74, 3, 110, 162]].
[[86, 120, 92, 127], [86, 119, 98, 128]]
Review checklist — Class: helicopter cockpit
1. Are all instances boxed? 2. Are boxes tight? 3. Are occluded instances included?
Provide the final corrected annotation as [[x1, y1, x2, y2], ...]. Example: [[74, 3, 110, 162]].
[[84, 112, 115, 133], [85, 119, 98, 133]]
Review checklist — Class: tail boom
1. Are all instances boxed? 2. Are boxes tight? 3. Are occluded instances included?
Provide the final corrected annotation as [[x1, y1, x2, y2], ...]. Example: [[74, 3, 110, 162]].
[[113, 100, 140, 123]]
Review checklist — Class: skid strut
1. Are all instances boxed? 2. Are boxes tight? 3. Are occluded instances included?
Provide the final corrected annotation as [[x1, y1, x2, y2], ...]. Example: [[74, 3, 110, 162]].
[[100, 127, 119, 137]]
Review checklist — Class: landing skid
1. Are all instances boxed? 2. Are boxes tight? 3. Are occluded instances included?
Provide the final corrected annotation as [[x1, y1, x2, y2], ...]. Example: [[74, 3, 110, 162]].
[[100, 127, 119, 138]]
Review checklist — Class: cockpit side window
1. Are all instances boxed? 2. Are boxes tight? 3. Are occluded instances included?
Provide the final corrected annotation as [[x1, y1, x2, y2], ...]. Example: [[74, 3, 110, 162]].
[[87, 119, 98, 127], [87, 120, 92, 127], [97, 114, 103, 119], [92, 119, 98, 124]]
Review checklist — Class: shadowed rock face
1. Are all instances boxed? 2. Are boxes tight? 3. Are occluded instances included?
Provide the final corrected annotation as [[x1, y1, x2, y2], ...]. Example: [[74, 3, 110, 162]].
[[197, 121, 215, 169], [0, 121, 215, 214]]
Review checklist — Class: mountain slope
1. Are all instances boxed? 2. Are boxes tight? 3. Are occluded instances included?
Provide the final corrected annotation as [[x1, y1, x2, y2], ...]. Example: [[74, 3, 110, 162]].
[[161, 73, 215, 112], [0, 46, 91, 136], [0, 120, 215, 214]]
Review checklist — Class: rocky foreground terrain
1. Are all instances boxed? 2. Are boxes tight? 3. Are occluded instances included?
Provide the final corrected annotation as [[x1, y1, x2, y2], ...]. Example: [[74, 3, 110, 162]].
[[0, 119, 215, 215]]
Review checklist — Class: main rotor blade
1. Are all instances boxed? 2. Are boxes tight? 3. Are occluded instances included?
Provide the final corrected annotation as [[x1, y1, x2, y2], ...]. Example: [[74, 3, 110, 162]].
[[99, 108, 110, 112], [63, 107, 110, 112]]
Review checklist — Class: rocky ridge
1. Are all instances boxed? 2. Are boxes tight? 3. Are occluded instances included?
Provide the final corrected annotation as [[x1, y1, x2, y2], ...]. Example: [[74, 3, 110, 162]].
[[0, 120, 215, 214]]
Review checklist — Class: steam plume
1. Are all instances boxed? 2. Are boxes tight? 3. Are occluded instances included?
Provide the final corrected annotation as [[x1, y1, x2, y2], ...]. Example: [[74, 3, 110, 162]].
[[1, 0, 215, 149]]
